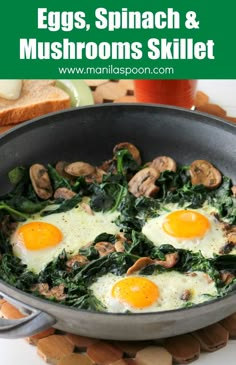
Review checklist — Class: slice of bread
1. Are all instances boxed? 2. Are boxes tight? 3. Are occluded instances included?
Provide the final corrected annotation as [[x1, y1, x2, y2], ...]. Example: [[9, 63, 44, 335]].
[[0, 80, 71, 126]]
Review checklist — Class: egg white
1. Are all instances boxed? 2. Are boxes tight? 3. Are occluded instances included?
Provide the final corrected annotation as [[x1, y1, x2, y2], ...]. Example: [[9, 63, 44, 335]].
[[142, 204, 227, 258], [10, 200, 120, 273], [89, 271, 218, 313]]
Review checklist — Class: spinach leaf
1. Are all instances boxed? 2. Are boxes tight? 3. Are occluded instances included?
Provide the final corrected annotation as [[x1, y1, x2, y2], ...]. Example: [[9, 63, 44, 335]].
[[65, 292, 106, 311], [41, 194, 82, 216], [47, 164, 71, 190], [0, 254, 37, 290], [213, 255, 236, 272], [89, 182, 127, 213], [38, 250, 68, 286], [115, 149, 139, 175], [76, 252, 134, 285], [0, 202, 28, 220], [209, 177, 236, 224], [93, 233, 117, 244], [6, 196, 47, 214], [8, 167, 26, 185]]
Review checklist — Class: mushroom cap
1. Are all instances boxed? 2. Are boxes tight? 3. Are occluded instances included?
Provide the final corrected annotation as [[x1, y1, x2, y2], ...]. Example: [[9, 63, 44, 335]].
[[113, 142, 142, 165], [64, 162, 96, 177], [189, 160, 222, 189], [29, 164, 53, 200], [128, 167, 160, 198], [151, 156, 177, 173]]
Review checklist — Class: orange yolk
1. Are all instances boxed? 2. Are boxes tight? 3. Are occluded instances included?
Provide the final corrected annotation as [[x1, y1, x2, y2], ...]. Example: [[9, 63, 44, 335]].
[[163, 210, 210, 239], [112, 277, 159, 309], [16, 222, 63, 250]]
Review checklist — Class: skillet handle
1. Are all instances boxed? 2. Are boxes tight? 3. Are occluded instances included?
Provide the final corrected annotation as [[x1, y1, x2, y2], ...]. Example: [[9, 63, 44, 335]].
[[0, 294, 56, 339]]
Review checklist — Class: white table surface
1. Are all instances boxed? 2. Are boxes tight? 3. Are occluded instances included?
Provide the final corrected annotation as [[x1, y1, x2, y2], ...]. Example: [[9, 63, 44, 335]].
[[1, 79, 236, 365]]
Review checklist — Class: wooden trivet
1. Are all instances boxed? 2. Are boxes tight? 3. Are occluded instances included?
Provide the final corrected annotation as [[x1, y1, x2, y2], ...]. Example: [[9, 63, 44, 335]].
[[0, 81, 236, 364], [0, 299, 235, 365]]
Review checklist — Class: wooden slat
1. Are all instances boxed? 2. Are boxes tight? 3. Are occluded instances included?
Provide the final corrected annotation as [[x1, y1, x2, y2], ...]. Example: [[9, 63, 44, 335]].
[[164, 334, 200, 363], [65, 333, 98, 350], [86, 341, 123, 365], [192, 323, 229, 352], [26, 328, 56, 345], [57, 353, 95, 365], [220, 313, 236, 338], [37, 335, 74, 365], [135, 346, 172, 365]]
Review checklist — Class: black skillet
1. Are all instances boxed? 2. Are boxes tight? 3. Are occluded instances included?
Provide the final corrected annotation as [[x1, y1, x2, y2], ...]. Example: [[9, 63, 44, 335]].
[[0, 104, 235, 340]]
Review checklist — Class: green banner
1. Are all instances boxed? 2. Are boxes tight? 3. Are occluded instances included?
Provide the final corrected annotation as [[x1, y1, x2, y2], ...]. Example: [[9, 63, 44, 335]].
[[1, 0, 235, 78]]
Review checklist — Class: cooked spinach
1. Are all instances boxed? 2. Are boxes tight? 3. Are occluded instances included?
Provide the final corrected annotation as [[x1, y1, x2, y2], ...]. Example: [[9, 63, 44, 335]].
[[0, 152, 236, 312], [209, 177, 236, 224], [0, 254, 37, 290], [47, 164, 71, 190], [115, 149, 139, 175], [41, 194, 82, 216], [8, 167, 26, 185], [89, 180, 127, 213]]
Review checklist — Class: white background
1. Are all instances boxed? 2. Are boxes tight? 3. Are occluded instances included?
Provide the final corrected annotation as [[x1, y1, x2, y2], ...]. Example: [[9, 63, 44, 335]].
[[0, 80, 236, 364]]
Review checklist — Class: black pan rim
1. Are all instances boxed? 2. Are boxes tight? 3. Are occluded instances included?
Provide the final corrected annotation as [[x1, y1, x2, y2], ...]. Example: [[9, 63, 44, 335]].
[[0, 103, 235, 146]]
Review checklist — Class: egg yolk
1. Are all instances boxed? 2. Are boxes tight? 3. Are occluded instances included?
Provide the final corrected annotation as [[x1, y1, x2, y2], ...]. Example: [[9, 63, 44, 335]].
[[163, 210, 210, 239], [112, 277, 159, 308], [16, 222, 63, 250]]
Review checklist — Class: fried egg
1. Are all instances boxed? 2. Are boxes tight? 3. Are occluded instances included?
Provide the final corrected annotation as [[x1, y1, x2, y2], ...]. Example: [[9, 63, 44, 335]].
[[89, 271, 218, 313], [142, 204, 227, 258], [10, 200, 120, 273]]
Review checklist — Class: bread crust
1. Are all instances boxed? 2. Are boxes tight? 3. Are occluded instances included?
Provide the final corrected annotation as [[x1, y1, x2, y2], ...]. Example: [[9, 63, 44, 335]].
[[0, 80, 71, 125]]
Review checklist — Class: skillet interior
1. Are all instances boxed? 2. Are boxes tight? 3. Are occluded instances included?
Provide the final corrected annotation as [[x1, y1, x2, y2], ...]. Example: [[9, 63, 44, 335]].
[[0, 103, 236, 340]]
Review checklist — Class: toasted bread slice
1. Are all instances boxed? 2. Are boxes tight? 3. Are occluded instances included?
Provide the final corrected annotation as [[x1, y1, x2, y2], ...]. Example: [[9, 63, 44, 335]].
[[0, 80, 71, 125]]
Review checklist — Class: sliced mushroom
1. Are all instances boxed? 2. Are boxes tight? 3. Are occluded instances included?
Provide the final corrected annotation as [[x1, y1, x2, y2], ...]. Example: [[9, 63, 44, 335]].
[[227, 231, 236, 245], [94, 242, 115, 257], [203, 273, 213, 284], [114, 240, 125, 253], [189, 160, 222, 189], [154, 253, 179, 269], [126, 257, 154, 275], [220, 271, 235, 285], [219, 242, 235, 255], [113, 142, 142, 165], [114, 233, 126, 253], [54, 187, 76, 200], [210, 212, 231, 232], [29, 164, 53, 200], [232, 186, 236, 197], [85, 168, 106, 184], [81, 202, 94, 215], [150, 156, 177, 173], [0, 216, 17, 236], [180, 289, 192, 301], [128, 167, 160, 198], [32, 283, 66, 301], [64, 162, 95, 177], [66, 254, 89, 269], [99, 159, 117, 174], [185, 272, 197, 277], [55, 161, 72, 180]]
